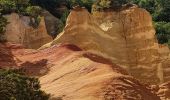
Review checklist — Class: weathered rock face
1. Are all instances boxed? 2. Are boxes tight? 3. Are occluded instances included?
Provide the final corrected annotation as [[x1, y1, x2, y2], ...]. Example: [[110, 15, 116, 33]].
[[156, 81, 170, 100], [47, 7, 170, 84], [4, 13, 53, 49], [92, 7, 160, 83], [0, 43, 162, 100], [93, 7, 170, 84], [158, 44, 170, 82]]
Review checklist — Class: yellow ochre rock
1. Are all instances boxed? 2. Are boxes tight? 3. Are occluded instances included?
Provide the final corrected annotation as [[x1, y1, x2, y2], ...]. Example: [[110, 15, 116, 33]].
[[45, 6, 170, 84], [4, 13, 53, 49]]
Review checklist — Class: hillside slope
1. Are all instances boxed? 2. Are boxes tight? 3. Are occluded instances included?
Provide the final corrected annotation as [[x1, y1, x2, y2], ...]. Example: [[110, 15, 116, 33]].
[[0, 43, 167, 100], [43, 6, 170, 84]]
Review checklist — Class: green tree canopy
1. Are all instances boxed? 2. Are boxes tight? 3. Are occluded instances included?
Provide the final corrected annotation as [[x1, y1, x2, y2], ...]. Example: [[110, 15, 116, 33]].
[[0, 69, 49, 100], [0, 0, 42, 34], [133, 0, 170, 47], [0, 0, 42, 16], [0, 15, 8, 42], [154, 22, 170, 44], [92, 0, 132, 12], [66, 0, 94, 11]]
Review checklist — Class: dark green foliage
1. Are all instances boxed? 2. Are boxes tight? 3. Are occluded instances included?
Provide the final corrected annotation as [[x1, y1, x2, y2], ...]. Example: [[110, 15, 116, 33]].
[[30, 0, 66, 18], [0, 0, 169, 45], [0, 0, 42, 27], [0, 69, 49, 100], [60, 9, 70, 26], [0, 0, 42, 40], [0, 15, 8, 42], [132, 0, 156, 14], [0, 0, 16, 14], [0, 15, 7, 33], [29, 0, 69, 37], [110, 0, 131, 9], [29, 0, 95, 37], [153, 0, 170, 22], [0, 0, 35, 15], [26, 6, 42, 28], [66, 0, 94, 11], [92, 0, 170, 47], [30, 0, 94, 16], [92, 0, 132, 12], [26, 6, 42, 17], [154, 22, 170, 44], [132, 0, 170, 47]]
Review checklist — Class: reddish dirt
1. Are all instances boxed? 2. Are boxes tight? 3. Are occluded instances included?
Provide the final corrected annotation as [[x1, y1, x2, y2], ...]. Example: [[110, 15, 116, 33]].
[[0, 43, 82, 74], [0, 42, 169, 100]]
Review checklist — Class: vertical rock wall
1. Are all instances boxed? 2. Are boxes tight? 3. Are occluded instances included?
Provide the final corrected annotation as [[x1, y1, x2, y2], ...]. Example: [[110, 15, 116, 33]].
[[93, 7, 170, 84], [50, 7, 170, 84], [4, 13, 52, 49]]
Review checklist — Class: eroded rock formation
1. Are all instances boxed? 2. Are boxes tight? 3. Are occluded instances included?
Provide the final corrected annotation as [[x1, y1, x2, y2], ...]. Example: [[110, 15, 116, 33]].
[[44, 6, 170, 84], [0, 43, 165, 100], [4, 13, 52, 49], [93, 7, 170, 84]]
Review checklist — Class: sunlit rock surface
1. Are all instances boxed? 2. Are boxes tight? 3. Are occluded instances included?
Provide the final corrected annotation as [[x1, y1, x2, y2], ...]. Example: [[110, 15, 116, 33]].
[[0, 43, 162, 100], [46, 6, 170, 84], [4, 13, 52, 49], [1, 5, 170, 100], [93, 7, 170, 84]]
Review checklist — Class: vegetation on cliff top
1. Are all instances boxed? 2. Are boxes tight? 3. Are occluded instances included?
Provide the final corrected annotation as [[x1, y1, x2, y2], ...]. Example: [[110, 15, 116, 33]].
[[92, 0, 131, 11], [0, 0, 42, 16], [29, 0, 94, 37], [0, 69, 49, 100], [34, 0, 169, 42], [0, 0, 42, 41], [0, 0, 170, 47], [92, 0, 170, 47], [0, 15, 8, 42], [132, 0, 170, 47]]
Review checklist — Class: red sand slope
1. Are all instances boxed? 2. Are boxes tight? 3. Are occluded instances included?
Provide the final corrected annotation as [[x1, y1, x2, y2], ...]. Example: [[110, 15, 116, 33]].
[[0, 43, 169, 100]]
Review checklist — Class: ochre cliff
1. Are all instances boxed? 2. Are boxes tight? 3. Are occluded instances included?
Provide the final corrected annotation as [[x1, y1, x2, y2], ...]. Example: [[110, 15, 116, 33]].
[[4, 13, 52, 49], [0, 43, 167, 100], [43, 6, 170, 84], [93, 7, 170, 84]]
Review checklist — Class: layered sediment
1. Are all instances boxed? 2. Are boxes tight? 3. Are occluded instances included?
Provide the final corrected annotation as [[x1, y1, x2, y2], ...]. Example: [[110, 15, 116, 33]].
[[0, 43, 164, 100], [46, 6, 170, 84]]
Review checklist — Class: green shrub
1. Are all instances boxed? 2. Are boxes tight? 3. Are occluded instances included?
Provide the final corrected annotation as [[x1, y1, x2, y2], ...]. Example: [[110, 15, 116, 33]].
[[154, 22, 170, 44], [66, 0, 94, 12], [26, 6, 42, 17], [0, 0, 31, 14], [0, 15, 8, 42], [133, 0, 170, 46], [26, 6, 42, 28], [92, 0, 132, 12], [0, 0, 42, 29], [0, 0, 16, 14], [0, 69, 50, 100]]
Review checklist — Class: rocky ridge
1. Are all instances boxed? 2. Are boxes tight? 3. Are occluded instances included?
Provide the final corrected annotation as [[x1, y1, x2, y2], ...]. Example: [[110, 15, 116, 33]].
[[43, 6, 170, 84], [0, 5, 170, 100]]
